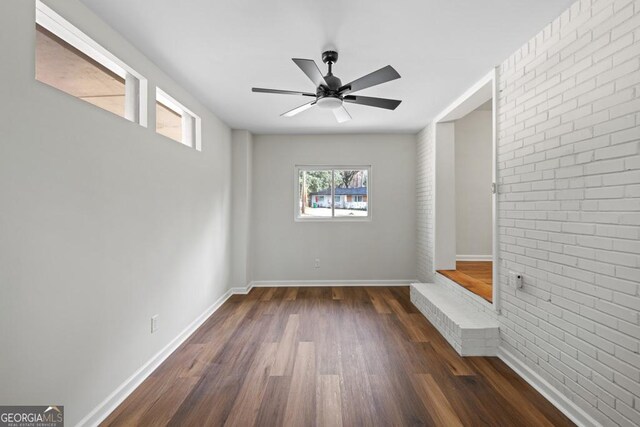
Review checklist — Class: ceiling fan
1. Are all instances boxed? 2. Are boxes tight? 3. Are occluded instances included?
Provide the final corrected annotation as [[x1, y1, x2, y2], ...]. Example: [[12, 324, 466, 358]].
[[252, 50, 401, 123]]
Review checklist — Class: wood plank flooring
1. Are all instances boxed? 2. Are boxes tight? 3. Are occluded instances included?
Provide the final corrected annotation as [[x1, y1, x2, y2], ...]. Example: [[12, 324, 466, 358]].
[[438, 261, 493, 302], [101, 286, 573, 427]]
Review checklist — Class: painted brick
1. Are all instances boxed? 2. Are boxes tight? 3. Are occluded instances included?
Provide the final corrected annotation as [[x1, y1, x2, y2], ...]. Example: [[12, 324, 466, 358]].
[[416, 1, 640, 424], [594, 141, 639, 160], [611, 125, 640, 144]]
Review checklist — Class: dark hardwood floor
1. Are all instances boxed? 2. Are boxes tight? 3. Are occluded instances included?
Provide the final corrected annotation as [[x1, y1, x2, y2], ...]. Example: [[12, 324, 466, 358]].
[[101, 286, 573, 426], [438, 261, 493, 302]]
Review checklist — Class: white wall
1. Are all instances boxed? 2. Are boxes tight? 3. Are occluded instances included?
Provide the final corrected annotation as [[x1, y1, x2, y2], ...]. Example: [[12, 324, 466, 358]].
[[0, 1, 232, 425], [434, 123, 457, 270], [231, 130, 253, 288], [418, 0, 640, 425], [455, 109, 493, 258], [251, 134, 417, 282]]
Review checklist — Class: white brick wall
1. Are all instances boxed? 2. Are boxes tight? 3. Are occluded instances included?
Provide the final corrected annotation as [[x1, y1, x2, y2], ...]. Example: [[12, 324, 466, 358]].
[[416, 125, 435, 282], [416, 0, 640, 425], [498, 0, 640, 424]]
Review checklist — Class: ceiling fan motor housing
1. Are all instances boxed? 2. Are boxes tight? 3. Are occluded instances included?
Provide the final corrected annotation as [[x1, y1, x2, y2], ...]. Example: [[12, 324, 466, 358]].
[[322, 50, 338, 65], [321, 74, 342, 92]]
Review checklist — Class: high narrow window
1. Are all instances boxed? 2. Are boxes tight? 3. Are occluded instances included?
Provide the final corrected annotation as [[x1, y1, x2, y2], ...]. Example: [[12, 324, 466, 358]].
[[296, 167, 370, 220], [35, 1, 147, 125], [156, 88, 201, 150]]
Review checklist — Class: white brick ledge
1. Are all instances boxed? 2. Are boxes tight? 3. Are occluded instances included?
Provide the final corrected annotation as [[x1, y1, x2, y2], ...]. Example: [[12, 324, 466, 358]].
[[411, 282, 499, 356]]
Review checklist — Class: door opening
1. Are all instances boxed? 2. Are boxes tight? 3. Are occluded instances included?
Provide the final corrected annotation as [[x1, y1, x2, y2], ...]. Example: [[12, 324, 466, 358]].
[[433, 70, 498, 308]]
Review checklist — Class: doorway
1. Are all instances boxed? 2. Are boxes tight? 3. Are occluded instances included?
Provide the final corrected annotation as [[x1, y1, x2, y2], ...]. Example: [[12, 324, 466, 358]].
[[433, 70, 498, 307]]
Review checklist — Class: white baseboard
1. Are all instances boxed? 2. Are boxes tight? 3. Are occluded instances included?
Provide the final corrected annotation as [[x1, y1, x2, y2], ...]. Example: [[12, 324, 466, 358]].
[[249, 279, 414, 287], [77, 287, 237, 427], [497, 347, 600, 427], [228, 284, 253, 294], [456, 254, 492, 261]]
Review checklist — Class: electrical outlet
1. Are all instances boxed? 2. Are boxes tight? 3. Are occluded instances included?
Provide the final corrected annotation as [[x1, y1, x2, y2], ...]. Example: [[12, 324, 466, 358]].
[[509, 271, 523, 288], [151, 315, 159, 333], [314, 258, 320, 268]]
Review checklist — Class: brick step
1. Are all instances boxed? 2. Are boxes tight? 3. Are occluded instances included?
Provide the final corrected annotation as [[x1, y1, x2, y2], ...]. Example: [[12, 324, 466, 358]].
[[411, 282, 499, 356]]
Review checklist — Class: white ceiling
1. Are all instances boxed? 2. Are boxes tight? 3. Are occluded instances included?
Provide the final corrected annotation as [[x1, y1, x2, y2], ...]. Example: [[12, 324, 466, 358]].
[[80, 0, 573, 134]]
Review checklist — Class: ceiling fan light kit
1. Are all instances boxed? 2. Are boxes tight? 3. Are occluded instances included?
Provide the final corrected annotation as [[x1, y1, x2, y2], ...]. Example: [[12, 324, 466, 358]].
[[252, 50, 402, 123], [316, 97, 342, 110]]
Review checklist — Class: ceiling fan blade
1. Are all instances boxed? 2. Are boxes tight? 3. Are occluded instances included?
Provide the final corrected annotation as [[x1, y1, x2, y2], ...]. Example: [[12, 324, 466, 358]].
[[333, 105, 352, 123], [252, 87, 316, 97], [281, 101, 316, 117], [292, 58, 327, 88], [338, 65, 401, 95], [343, 95, 402, 110]]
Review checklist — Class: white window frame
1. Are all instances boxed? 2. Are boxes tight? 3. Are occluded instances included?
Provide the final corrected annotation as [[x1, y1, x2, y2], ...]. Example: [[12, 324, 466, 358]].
[[35, 0, 147, 126], [294, 165, 371, 222], [156, 88, 202, 151], [354, 195, 364, 203]]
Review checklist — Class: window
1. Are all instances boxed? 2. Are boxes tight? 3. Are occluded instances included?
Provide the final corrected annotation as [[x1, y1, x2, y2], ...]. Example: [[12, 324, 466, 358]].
[[156, 88, 201, 150], [35, 1, 147, 125], [296, 166, 370, 220]]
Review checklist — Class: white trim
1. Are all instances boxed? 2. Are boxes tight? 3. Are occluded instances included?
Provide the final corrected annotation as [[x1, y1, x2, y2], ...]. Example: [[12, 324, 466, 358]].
[[434, 70, 494, 123], [250, 279, 413, 287], [498, 347, 601, 427], [36, 1, 126, 79], [228, 284, 253, 294], [124, 73, 139, 123], [77, 286, 239, 427], [456, 255, 492, 261]]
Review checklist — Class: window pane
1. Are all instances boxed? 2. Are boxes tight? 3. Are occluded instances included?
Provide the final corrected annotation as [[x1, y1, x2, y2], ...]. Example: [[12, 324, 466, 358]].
[[35, 24, 126, 118], [333, 169, 368, 217], [156, 101, 182, 144], [299, 170, 332, 218]]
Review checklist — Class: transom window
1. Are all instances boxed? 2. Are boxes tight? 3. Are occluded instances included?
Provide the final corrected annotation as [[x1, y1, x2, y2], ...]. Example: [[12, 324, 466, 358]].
[[35, 1, 147, 126], [156, 88, 201, 150], [296, 166, 370, 220]]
